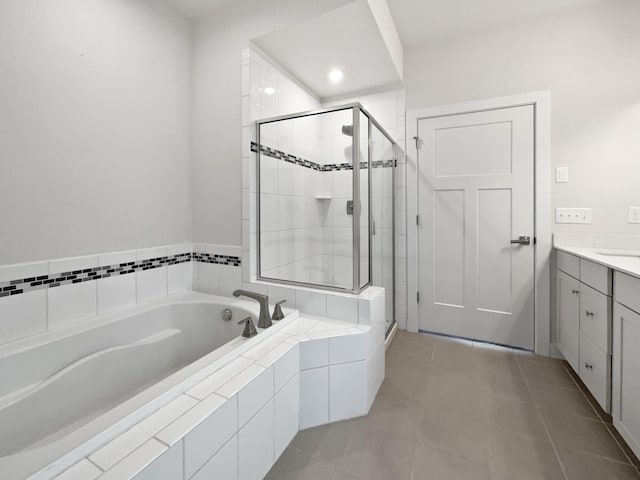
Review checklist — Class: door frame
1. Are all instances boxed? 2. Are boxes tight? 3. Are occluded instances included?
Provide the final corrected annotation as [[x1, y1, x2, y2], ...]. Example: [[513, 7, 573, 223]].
[[406, 91, 551, 356]]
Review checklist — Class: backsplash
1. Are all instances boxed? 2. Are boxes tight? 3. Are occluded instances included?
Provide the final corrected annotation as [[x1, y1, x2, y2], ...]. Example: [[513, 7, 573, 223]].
[[0, 244, 242, 346]]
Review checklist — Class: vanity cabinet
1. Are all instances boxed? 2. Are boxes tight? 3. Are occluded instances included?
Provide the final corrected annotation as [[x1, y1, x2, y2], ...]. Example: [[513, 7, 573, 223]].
[[612, 272, 640, 459], [556, 251, 612, 412]]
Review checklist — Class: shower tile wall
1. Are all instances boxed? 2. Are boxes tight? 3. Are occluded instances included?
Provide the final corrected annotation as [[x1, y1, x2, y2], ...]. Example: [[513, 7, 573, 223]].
[[324, 92, 407, 328], [242, 47, 407, 328]]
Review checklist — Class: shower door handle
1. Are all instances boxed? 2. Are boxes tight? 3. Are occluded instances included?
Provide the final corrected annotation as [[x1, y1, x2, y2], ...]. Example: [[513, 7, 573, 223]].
[[346, 200, 354, 215]]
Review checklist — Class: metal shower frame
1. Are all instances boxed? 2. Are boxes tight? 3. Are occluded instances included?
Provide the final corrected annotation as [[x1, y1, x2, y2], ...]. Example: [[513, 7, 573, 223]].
[[255, 102, 396, 296]]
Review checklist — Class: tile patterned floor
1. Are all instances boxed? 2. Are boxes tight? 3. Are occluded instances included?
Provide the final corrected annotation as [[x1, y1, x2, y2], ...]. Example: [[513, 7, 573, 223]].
[[267, 330, 640, 480]]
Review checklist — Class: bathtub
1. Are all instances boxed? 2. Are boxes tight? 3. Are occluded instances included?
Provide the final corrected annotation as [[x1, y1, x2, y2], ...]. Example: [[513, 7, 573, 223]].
[[0, 292, 296, 479]]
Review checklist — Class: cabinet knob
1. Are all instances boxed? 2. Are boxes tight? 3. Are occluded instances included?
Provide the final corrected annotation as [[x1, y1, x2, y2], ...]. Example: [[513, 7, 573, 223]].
[[585, 310, 594, 317], [571, 289, 579, 295], [584, 363, 593, 370]]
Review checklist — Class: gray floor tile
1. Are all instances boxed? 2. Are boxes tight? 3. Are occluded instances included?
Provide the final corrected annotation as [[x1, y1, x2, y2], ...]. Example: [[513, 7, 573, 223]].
[[528, 379, 600, 419], [274, 332, 639, 480], [540, 408, 628, 462], [518, 358, 577, 389], [557, 447, 640, 480], [485, 428, 565, 480], [412, 443, 490, 480]]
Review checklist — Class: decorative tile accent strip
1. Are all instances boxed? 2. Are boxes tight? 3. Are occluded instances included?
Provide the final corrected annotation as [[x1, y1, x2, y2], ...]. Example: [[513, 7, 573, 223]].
[[192, 252, 241, 267], [251, 142, 394, 172], [0, 252, 241, 297]]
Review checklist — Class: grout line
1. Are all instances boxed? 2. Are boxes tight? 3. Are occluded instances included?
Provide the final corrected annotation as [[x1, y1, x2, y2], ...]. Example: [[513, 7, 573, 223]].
[[515, 358, 570, 480], [564, 365, 638, 467], [86, 456, 105, 472]]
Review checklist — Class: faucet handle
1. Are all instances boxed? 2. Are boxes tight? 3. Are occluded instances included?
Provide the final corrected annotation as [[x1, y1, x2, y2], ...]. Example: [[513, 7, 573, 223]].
[[272, 300, 286, 321], [238, 317, 258, 338]]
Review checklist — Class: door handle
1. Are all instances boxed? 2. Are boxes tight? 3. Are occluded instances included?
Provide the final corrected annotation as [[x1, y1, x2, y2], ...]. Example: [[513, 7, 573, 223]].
[[510, 236, 531, 246]]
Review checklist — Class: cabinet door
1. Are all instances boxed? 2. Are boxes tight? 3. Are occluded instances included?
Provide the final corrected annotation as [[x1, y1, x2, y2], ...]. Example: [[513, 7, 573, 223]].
[[612, 302, 640, 459], [557, 270, 580, 371]]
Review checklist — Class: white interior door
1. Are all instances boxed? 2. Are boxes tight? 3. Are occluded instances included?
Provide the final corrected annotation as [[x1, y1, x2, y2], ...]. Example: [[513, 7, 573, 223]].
[[417, 105, 535, 349]]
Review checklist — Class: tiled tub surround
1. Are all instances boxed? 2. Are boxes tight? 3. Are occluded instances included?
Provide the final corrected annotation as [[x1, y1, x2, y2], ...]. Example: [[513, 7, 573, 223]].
[[27, 289, 385, 480], [0, 244, 242, 346], [0, 293, 274, 479]]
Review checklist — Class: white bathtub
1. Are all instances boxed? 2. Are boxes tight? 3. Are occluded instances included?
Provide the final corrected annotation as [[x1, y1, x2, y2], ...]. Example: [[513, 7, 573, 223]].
[[0, 292, 294, 479]]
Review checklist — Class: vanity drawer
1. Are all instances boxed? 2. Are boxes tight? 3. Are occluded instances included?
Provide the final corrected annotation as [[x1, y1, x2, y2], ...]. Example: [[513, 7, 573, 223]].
[[579, 331, 611, 413], [580, 258, 612, 295], [580, 283, 612, 353], [557, 251, 580, 278], [615, 271, 640, 314]]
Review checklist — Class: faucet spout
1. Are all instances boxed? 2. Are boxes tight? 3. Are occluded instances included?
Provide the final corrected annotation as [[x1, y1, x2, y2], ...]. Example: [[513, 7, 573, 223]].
[[232, 290, 272, 329]]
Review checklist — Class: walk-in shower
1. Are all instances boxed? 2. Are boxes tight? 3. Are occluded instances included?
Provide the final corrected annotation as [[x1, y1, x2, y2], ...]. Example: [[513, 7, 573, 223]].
[[255, 103, 395, 313]]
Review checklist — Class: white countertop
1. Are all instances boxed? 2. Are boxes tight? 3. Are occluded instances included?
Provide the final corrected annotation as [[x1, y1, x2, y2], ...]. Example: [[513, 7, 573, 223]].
[[555, 245, 640, 280]]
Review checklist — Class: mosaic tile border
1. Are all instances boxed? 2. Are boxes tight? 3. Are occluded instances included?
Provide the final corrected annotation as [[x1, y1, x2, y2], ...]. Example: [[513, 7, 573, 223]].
[[251, 142, 394, 172], [0, 253, 241, 298]]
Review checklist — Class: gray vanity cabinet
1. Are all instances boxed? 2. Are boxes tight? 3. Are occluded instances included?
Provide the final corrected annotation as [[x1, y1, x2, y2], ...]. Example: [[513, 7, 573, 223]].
[[612, 272, 640, 459], [556, 251, 612, 412]]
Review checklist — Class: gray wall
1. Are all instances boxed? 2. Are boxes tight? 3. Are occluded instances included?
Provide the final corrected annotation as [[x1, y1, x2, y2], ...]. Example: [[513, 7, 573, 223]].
[[404, 0, 640, 235], [190, 0, 352, 247], [0, 0, 192, 264]]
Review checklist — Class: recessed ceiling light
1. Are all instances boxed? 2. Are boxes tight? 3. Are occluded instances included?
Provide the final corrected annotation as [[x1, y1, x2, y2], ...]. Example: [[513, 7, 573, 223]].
[[328, 69, 344, 84], [264, 87, 276, 95]]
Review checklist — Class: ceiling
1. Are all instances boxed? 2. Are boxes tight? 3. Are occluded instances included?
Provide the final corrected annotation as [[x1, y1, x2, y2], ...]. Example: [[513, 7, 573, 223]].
[[161, 0, 234, 19], [386, 0, 608, 46], [252, 1, 403, 99], [163, 0, 608, 46]]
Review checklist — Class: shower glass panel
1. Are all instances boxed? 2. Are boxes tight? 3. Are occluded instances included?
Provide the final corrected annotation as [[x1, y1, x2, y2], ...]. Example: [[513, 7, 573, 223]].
[[371, 124, 395, 329], [256, 104, 394, 296]]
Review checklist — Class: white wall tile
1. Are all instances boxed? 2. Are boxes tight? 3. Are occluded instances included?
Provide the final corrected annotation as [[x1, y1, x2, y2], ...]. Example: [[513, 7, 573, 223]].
[[275, 344, 299, 392], [0, 290, 47, 345], [219, 265, 242, 297], [49, 255, 98, 274], [0, 261, 48, 283], [90, 395, 196, 471], [274, 373, 300, 459], [98, 275, 136, 315], [329, 333, 368, 365], [168, 262, 192, 294], [326, 295, 359, 323], [197, 263, 219, 295], [184, 396, 238, 479], [136, 267, 167, 303], [366, 339, 385, 411], [54, 460, 102, 480], [300, 338, 328, 370], [98, 250, 136, 268], [238, 398, 274, 480], [217, 365, 273, 428], [267, 285, 296, 311], [98, 439, 166, 480], [299, 367, 328, 429], [191, 435, 238, 480], [48, 282, 97, 329], [329, 361, 366, 422], [135, 442, 183, 480], [137, 247, 168, 262], [295, 290, 326, 317]]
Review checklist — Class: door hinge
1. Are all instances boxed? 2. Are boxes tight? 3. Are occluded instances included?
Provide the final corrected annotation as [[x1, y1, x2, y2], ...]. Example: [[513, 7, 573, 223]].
[[416, 215, 420, 226], [534, 236, 537, 245], [394, 158, 397, 167], [413, 136, 423, 150], [417, 292, 420, 303]]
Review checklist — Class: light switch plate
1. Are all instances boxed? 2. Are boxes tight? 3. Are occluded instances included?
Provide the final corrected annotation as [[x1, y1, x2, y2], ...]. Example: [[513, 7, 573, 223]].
[[629, 207, 640, 224], [555, 167, 569, 183], [556, 208, 592, 224]]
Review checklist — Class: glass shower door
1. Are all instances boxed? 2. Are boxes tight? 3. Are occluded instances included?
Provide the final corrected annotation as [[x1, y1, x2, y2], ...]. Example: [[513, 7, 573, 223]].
[[371, 123, 395, 330]]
